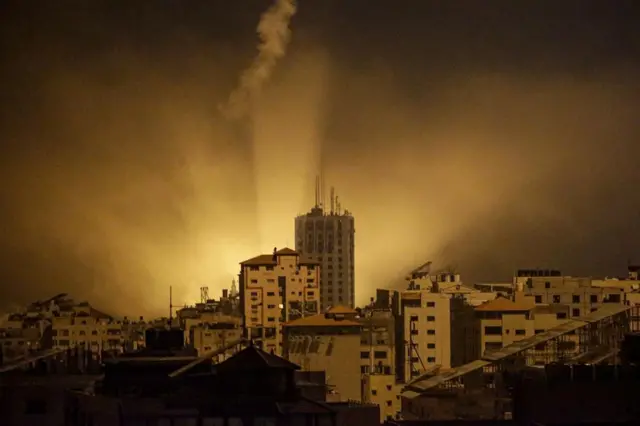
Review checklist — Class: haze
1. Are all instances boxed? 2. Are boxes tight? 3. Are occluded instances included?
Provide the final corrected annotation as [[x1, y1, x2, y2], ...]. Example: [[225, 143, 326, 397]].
[[1, 1, 639, 316]]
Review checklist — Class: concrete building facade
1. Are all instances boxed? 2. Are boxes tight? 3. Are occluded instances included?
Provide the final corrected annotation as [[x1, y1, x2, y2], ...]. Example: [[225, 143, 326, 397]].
[[476, 295, 579, 362], [359, 309, 396, 376], [362, 373, 402, 423], [295, 201, 355, 310], [239, 248, 320, 354], [515, 269, 626, 318], [375, 285, 478, 383], [283, 307, 362, 401]]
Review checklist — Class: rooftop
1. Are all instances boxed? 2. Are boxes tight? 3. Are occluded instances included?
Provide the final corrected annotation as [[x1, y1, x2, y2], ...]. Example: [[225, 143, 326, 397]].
[[285, 314, 361, 327], [216, 344, 300, 371], [474, 296, 534, 312], [241, 248, 319, 266], [326, 305, 358, 315]]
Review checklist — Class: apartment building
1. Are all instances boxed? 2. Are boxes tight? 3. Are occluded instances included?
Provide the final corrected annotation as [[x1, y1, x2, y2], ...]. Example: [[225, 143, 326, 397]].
[[476, 294, 578, 363], [177, 289, 243, 352], [0, 321, 47, 361], [359, 309, 396, 376], [403, 291, 454, 379], [375, 284, 477, 383], [295, 197, 356, 310], [516, 269, 625, 318], [239, 247, 320, 354], [283, 307, 362, 401], [362, 373, 402, 423], [51, 304, 124, 353], [404, 262, 496, 307]]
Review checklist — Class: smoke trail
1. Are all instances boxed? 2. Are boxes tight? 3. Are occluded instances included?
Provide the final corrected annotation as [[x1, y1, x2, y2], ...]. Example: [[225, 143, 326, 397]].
[[221, 0, 297, 120]]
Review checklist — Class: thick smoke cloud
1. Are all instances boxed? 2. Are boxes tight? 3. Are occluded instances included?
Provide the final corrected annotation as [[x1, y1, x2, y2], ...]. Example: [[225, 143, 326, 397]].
[[0, 1, 639, 316], [221, 0, 297, 120]]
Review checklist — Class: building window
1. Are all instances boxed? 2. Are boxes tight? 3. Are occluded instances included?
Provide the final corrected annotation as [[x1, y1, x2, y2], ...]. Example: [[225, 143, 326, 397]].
[[410, 330, 418, 335], [410, 315, 418, 322], [572, 295, 580, 303], [427, 357, 436, 363], [251, 292, 258, 297], [552, 295, 561, 303], [427, 343, 435, 349], [426, 302, 435, 308], [374, 351, 387, 359], [267, 304, 276, 309], [556, 312, 567, 320], [267, 317, 275, 322], [607, 294, 621, 303], [534, 295, 542, 303], [545, 281, 551, 289], [535, 329, 544, 334], [251, 279, 258, 284], [360, 351, 369, 359], [484, 326, 502, 335], [515, 329, 526, 336], [572, 308, 580, 317], [426, 329, 436, 335], [590, 295, 598, 303], [426, 316, 435, 322], [266, 292, 275, 296]]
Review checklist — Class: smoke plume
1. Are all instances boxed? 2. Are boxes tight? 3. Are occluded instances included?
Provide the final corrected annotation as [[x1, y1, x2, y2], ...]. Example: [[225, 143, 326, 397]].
[[221, 0, 297, 120], [1, 1, 639, 316]]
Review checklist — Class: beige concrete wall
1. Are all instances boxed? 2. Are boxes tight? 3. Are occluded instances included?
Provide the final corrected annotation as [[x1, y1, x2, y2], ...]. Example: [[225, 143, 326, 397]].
[[362, 374, 401, 422], [285, 332, 361, 401], [403, 292, 452, 379], [242, 254, 321, 354]]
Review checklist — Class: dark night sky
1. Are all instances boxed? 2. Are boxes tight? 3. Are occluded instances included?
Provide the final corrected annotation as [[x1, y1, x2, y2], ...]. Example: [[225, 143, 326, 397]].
[[0, 0, 639, 315]]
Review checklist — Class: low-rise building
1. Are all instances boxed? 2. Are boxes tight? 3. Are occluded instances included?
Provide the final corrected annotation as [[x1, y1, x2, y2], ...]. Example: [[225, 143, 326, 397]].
[[476, 295, 578, 363], [515, 269, 625, 318], [283, 307, 362, 401]]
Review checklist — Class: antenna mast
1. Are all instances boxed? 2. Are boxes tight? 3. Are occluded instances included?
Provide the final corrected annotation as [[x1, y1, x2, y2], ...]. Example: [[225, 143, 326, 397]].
[[330, 187, 335, 215], [169, 285, 173, 325], [315, 175, 320, 208], [320, 173, 326, 212], [200, 286, 209, 304]]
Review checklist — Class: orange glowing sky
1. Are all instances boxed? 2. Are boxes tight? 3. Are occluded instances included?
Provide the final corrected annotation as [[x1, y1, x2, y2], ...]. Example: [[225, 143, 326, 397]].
[[1, 1, 640, 316]]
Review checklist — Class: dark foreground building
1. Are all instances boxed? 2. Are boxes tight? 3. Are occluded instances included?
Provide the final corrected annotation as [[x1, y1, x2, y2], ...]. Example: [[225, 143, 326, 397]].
[[66, 343, 378, 425], [1, 326, 377, 426]]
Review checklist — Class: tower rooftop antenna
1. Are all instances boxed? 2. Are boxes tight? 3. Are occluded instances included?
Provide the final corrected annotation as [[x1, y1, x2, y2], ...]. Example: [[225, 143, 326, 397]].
[[330, 187, 335, 215]]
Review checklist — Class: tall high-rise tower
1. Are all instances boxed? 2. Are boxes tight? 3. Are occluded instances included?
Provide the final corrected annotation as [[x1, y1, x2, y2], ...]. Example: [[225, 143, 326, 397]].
[[295, 178, 355, 310]]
